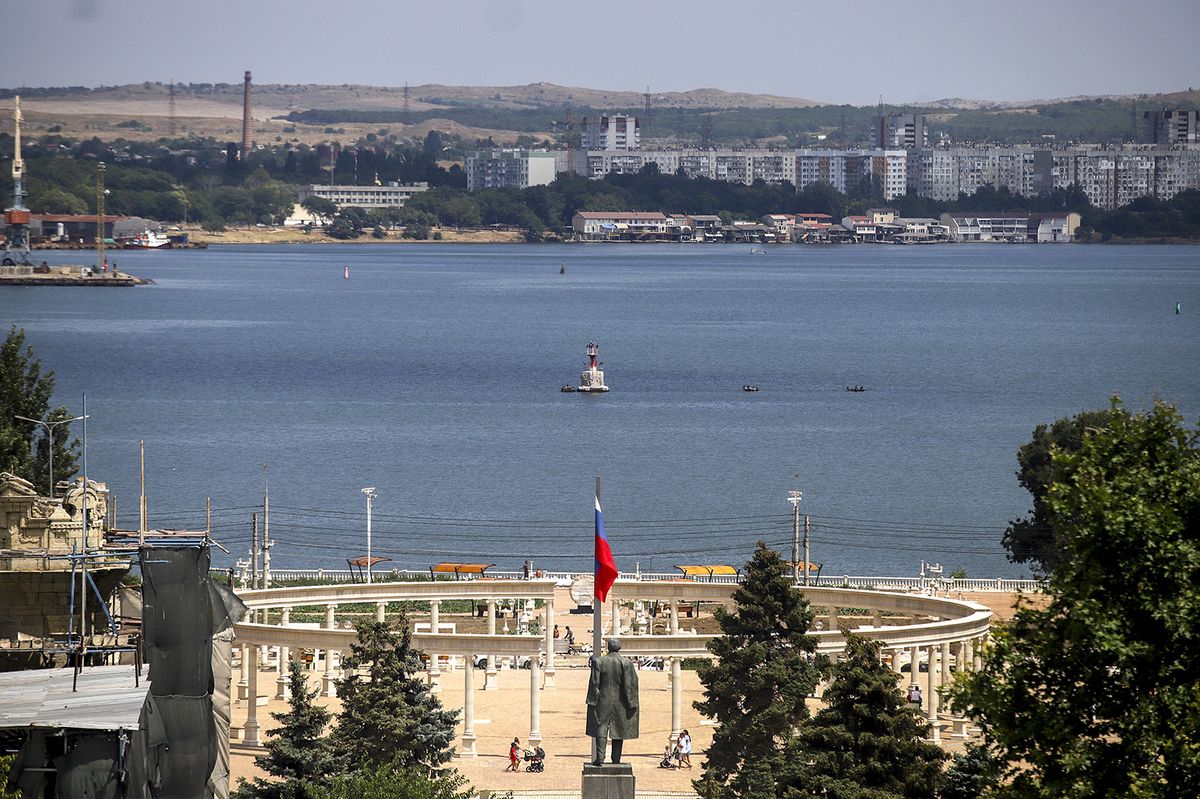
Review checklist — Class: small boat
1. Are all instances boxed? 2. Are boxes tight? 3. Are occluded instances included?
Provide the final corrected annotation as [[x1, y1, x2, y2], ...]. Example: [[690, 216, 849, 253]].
[[846, 386, 867, 392], [742, 385, 760, 392], [560, 385, 577, 393]]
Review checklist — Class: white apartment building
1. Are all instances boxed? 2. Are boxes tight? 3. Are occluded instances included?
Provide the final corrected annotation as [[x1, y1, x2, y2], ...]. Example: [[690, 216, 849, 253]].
[[297, 182, 429, 208], [571, 211, 669, 240], [467, 150, 559, 190], [580, 115, 640, 151], [794, 150, 908, 200]]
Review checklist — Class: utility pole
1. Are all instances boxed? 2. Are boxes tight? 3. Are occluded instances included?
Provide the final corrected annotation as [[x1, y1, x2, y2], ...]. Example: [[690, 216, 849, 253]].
[[138, 439, 146, 543], [362, 487, 376, 584], [787, 490, 802, 583], [803, 514, 811, 587], [251, 512, 259, 590]]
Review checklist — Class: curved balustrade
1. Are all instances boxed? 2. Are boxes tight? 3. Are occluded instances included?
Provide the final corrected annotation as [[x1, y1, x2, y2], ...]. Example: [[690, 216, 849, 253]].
[[230, 579, 993, 751]]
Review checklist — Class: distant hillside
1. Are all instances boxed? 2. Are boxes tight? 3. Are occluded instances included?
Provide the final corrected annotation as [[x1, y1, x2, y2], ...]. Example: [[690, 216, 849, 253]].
[[2, 82, 1197, 148]]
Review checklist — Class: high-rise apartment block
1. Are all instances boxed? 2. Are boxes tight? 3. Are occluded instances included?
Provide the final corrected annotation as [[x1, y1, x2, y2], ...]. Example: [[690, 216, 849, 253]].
[[1143, 109, 1199, 145], [877, 113, 926, 149], [580, 115, 640, 151]]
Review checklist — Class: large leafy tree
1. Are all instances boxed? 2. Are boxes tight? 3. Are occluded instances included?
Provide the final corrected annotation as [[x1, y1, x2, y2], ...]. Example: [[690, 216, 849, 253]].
[[0, 327, 79, 492], [952, 399, 1200, 798], [1001, 408, 1118, 574], [781, 634, 945, 799], [694, 543, 825, 799], [232, 660, 337, 799], [332, 618, 459, 771]]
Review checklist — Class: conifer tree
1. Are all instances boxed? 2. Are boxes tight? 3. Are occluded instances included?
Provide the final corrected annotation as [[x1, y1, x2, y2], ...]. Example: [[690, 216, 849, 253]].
[[781, 634, 946, 799], [332, 617, 459, 771], [232, 659, 337, 799], [694, 542, 825, 799]]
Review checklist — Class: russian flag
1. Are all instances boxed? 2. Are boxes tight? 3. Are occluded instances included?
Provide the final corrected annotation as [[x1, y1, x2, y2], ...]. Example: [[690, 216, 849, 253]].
[[594, 492, 618, 602]]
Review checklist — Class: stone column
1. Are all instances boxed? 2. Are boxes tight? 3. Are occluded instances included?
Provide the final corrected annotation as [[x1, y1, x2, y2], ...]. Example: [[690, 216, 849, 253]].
[[890, 648, 904, 675], [244, 645, 261, 746], [543, 597, 556, 688], [376, 601, 386, 623], [909, 645, 920, 689], [528, 656, 542, 746], [926, 645, 940, 743], [275, 608, 291, 700], [611, 597, 620, 636], [974, 636, 985, 671], [429, 599, 442, 693], [670, 656, 682, 745], [323, 604, 337, 697], [670, 600, 679, 635], [484, 599, 498, 690], [940, 641, 952, 689], [237, 643, 250, 700], [872, 609, 883, 628], [460, 655, 477, 757], [962, 638, 974, 673]]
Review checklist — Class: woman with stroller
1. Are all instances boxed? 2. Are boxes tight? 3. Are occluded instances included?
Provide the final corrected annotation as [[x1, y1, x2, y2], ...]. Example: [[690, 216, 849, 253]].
[[506, 738, 521, 772]]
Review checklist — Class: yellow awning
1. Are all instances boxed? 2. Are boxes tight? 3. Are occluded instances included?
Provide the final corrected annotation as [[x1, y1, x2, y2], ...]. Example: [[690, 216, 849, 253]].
[[675, 565, 739, 578]]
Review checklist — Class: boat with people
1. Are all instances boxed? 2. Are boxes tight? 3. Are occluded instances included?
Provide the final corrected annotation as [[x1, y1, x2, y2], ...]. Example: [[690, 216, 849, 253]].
[[560, 384, 577, 392], [742, 385, 760, 392], [576, 341, 609, 393], [846, 386, 867, 392]]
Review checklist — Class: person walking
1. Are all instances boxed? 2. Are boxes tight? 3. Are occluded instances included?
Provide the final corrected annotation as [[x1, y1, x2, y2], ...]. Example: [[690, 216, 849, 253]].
[[679, 729, 692, 768], [506, 737, 521, 772]]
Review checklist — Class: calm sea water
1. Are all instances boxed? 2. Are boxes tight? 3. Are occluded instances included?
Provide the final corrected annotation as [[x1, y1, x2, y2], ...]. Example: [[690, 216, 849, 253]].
[[3, 243, 1198, 578]]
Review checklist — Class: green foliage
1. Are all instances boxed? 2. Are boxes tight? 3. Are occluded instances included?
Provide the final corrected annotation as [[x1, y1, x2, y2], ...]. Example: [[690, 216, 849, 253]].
[[0, 327, 70, 489], [1002, 407, 1120, 575], [0, 754, 22, 799], [939, 743, 1001, 799], [313, 764, 470, 799], [302, 196, 338, 223], [694, 543, 825, 799], [952, 399, 1200, 798], [1083, 189, 1200, 240], [332, 618, 459, 771], [782, 634, 946, 799], [232, 660, 337, 799]]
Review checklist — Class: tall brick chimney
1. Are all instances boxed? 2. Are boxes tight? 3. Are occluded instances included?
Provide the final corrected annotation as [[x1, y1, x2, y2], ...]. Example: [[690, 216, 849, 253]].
[[241, 70, 253, 160]]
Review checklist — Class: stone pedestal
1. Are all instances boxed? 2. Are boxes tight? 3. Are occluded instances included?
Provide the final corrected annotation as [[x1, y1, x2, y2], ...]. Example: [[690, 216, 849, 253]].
[[582, 763, 635, 799]]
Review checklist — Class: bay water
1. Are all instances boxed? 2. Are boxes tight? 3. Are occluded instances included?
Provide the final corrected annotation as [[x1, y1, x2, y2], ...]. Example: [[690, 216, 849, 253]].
[[4, 242, 1197, 578]]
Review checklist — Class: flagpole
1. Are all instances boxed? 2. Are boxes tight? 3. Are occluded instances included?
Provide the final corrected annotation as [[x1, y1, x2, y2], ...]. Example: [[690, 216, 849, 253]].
[[593, 474, 603, 658], [592, 473, 603, 766]]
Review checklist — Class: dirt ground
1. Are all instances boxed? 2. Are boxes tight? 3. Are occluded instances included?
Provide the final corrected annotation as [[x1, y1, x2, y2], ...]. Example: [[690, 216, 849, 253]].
[[188, 227, 525, 246], [229, 590, 1032, 792]]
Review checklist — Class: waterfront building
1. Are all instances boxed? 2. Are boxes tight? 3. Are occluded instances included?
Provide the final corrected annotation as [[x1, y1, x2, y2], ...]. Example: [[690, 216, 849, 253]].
[[298, 182, 429, 209], [466, 150, 558, 191], [580, 114, 640, 151], [571, 211, 670, 240]]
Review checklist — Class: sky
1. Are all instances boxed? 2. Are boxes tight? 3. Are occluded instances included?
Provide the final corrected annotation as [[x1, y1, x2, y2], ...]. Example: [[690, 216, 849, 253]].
[[1, 0, 1198, 106]]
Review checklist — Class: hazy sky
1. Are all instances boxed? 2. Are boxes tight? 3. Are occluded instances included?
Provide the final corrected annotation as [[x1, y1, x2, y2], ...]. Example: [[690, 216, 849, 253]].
[[2, 0, 1197, 105]]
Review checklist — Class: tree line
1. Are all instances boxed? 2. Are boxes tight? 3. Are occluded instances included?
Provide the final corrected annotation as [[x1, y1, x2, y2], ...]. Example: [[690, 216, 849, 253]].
[[4, 131, 1200, 239]]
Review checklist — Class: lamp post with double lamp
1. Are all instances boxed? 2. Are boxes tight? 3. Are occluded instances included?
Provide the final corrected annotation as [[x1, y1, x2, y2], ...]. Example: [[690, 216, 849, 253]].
[[361, 487, 377, 584], [14, 413, 88, 498]]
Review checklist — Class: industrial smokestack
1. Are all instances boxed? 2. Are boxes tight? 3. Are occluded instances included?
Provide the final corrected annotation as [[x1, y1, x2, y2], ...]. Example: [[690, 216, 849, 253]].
[[241, 70, 253, 160]]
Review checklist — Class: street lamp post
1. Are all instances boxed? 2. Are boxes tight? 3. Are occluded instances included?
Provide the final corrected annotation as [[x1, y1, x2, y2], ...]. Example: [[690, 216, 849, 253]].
[[787, 489, 803, 584], [361, 487, 377, 584], [14, 413, 87, 498]]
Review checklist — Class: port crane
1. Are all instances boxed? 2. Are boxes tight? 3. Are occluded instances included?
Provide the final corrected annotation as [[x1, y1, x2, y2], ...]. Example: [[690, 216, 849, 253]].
[[2, 96, 32, 266]]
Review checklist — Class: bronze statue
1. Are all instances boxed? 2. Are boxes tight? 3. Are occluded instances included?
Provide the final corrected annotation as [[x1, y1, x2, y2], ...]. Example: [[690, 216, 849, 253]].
[[586, 638, 639, 765]]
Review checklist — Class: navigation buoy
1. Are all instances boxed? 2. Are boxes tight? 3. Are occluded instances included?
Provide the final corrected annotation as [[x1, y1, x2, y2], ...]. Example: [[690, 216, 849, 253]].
[[344, 265, 349, 279]]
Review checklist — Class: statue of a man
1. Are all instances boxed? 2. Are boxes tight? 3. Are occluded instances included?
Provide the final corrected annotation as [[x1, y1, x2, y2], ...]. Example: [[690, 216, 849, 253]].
[[586, 638, 639, 765]]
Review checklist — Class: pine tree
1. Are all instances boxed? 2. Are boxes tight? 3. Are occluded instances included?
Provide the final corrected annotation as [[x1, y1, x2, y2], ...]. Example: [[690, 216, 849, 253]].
[[232, 659, 337, 799], [940, 743, 1001, 799], [694, 542, 825, 799], [781, 634, 946, 799], [331, 617, 459, 771], [0, 327, 59, 485]]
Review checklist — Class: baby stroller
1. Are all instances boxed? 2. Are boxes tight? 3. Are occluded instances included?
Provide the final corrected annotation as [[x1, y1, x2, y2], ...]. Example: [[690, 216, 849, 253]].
[[659, 747, 681, 769], [523, 747, 545, 773]]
